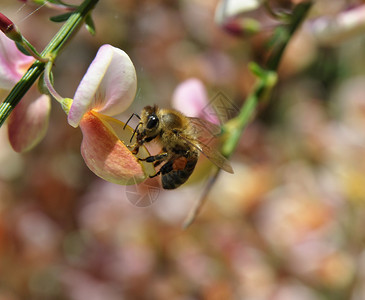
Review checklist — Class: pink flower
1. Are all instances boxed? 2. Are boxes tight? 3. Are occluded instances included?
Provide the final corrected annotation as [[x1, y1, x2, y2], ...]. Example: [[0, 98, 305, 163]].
[[309, 5, 365, 46], [68, 44, 155, 185], [0, 31, 51, 152], [8, 92, 51, 152], [172, 78, 219, 124], [0, 32, 34, 90]]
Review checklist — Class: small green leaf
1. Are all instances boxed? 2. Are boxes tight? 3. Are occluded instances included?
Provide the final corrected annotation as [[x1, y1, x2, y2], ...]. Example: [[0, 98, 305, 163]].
[[50, 12, 73, 23], [47, 0, 63, 3], [15, 42, 31, 56], [85, 14, 96, 35], [249, 62, 265, 78], [33, 0, 46, 4], [249, 62, 277, 87], [46, 0, 70, 5]]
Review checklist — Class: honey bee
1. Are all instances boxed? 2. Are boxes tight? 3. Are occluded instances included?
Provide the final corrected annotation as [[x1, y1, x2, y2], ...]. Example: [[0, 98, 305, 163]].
[[125, 105, 234, 189]]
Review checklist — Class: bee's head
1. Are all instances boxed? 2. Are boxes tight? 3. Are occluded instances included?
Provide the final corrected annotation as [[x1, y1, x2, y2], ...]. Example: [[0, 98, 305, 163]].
[[136, 105, 160, 143]]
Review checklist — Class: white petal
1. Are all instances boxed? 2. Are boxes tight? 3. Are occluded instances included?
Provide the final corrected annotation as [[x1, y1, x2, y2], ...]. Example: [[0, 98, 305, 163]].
[[68, 45, 137, 127]]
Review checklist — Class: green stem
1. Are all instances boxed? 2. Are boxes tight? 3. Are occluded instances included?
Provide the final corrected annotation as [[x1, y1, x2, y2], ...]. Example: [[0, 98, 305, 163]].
[[0, 0, 99, 127], [222, 1, 313, 158], [267, 1, 313, 71], [185, 2, 313, 227]]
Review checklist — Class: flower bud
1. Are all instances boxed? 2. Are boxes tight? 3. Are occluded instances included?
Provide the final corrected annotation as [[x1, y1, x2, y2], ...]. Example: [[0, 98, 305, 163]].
[[0, 13, 23, 42]]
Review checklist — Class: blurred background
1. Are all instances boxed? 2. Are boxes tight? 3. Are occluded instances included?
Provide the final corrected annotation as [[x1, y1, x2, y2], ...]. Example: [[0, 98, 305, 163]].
[[1, 0, 365, 299]]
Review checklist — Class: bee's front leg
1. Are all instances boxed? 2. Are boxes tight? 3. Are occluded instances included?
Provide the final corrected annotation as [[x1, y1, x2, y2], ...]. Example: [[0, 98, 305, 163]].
[[126, 142, 140, 155], [132, 145, 140, 155]]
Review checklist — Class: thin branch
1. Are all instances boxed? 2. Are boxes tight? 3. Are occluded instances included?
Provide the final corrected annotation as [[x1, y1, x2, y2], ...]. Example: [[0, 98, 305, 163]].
[[183, 169, 221, 229], [184, 1, 313, 227], [0, 0, 99, 127]]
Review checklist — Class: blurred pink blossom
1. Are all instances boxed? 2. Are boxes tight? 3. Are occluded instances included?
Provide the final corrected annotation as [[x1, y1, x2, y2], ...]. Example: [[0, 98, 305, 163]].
[[309, 4, 365, 46], [0, 32, 34, 89], [0, 31, 51, 152], [172, 78, 219, 124], [8, 93, 51, 152]]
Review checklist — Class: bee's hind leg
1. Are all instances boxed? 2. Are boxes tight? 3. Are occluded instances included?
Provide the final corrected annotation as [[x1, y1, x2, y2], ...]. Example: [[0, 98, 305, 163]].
[[149, 170, 161, 178], [153, 160, 163, 168], [149, 160, 173, 178], [139, 152, 168, 163], [139, 153, 169, 179]]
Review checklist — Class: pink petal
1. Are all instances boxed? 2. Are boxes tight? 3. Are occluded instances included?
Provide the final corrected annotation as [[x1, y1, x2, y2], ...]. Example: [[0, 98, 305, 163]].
[[8, 93, 51, 152], [79, 111, 154, 185], [68, 45, 137, 128], [0, 32, 35, 89], [172, 78, 219, 123], [96, 113, 156, 178]]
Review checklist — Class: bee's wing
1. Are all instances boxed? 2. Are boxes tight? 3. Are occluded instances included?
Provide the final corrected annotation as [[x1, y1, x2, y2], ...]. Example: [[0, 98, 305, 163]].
[[188, 117, 222, 139], [180, 118, 234, 174]]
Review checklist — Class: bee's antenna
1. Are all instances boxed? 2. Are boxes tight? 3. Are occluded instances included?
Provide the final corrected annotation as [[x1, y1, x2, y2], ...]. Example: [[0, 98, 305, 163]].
[[123, 113, 141, 129], [130, 122, 142, 143]]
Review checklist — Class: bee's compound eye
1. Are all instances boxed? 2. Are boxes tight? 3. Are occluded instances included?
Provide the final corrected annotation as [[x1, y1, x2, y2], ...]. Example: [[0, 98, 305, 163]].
[[147, 115, 159, 129]]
